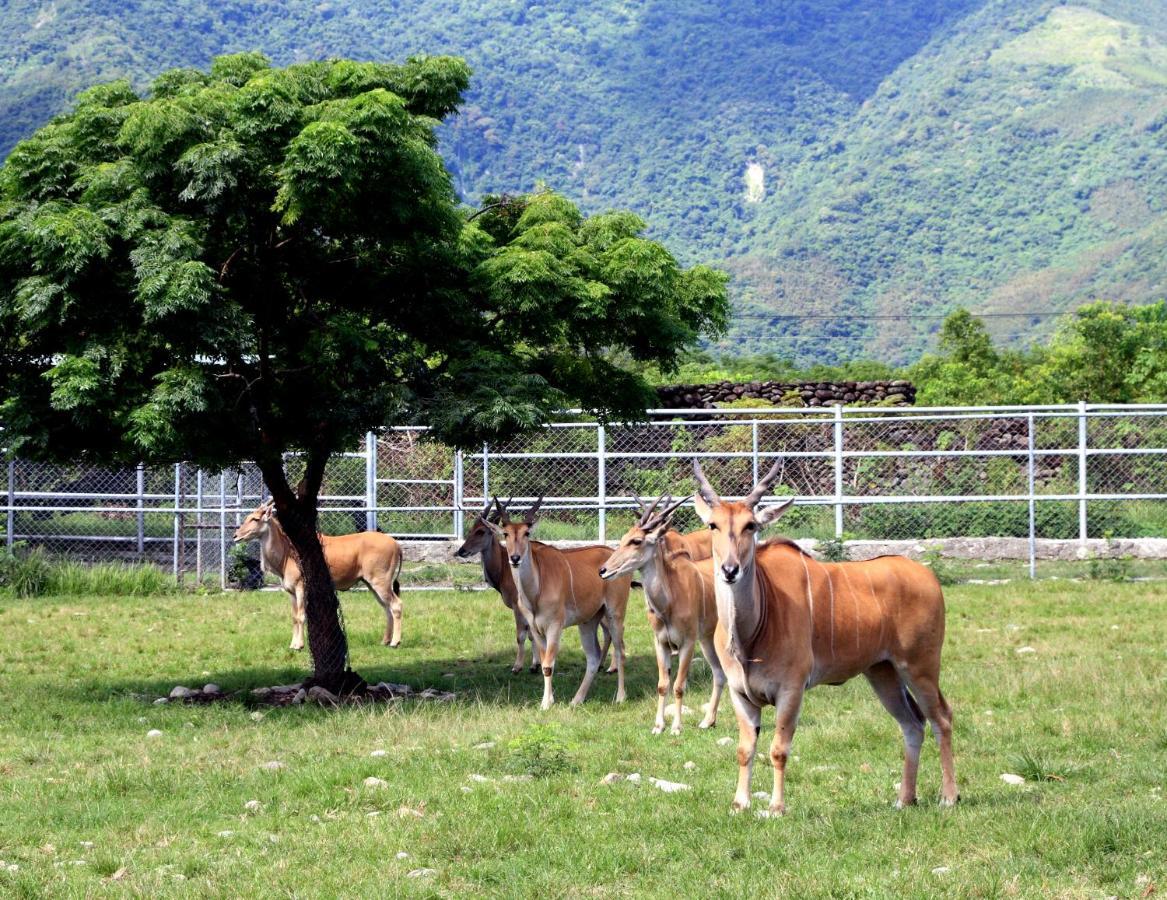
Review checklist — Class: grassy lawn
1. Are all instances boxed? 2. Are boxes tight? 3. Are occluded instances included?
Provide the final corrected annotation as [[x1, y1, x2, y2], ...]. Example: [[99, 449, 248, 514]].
[[1, 580, 1166, 898]]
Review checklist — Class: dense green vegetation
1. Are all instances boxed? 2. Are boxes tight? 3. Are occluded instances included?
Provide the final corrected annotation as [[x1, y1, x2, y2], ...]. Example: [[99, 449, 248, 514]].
[[910, 301, 1167, 405], [5, 1, 1167, 363]]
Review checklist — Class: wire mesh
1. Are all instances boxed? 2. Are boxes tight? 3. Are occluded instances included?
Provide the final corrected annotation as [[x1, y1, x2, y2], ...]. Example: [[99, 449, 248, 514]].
[[5, 406, 1167, 584]]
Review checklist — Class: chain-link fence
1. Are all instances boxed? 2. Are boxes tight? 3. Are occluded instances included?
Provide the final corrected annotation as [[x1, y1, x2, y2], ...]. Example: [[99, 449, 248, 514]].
[[5, 403, 1167, 584]]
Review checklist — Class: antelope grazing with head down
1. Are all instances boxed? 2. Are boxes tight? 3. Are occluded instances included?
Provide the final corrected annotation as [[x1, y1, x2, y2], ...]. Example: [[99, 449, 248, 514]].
[[485, 497, 632, 709], [691, 460, 957, 815], [600, 494, 726, 735], [233, 501, 404, 650]]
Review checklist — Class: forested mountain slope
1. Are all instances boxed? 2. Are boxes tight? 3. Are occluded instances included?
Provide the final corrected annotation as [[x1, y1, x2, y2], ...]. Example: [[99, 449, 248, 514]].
[[3, 1, 1166, 363]]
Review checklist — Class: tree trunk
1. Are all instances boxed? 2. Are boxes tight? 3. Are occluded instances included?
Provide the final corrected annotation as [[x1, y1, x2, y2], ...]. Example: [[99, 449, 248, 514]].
[[257, 453, 366, 696]]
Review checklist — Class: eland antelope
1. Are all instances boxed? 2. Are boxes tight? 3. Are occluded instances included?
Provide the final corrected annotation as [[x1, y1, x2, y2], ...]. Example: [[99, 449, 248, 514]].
[[692, 460, 958, 815]]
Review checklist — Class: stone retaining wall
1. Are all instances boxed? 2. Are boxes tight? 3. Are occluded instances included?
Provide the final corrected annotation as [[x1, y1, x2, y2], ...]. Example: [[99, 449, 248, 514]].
[[655, 379, 915, 409]]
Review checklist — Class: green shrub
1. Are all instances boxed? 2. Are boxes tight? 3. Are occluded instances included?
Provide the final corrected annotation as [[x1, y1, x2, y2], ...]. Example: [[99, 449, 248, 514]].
[[0, 545, 174, 597], [816, 536, 851, 562], [505, 723, 578, 778]]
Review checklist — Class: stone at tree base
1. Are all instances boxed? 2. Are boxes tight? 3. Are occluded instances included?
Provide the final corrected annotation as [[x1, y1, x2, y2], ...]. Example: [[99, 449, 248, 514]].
[[169, 685, 195, 699], [307, 685, 340, 706]]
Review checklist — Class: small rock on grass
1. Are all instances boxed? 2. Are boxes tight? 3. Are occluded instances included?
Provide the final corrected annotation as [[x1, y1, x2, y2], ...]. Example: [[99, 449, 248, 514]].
[[600, 772, 624, 785], [169, 686, 195, 699], [146, 729, 163, 738], [717, 736, 734, 747], [649, 778, 690, 793], [1000, 773, 1026, 786], [370, 749, 388, 758], [407, 868, 436, 878], [153, 698, 169, 706], [752, 791, 769, 800], [261, 761, 285, 772], [1015, 646, 1036, 655], [683, 761, 696, 771], [468, 774, 491, 783], [396, 852, 410, 860], [244, 800, 262, 812], [202, 683, 221, 694], [626, 773, 641, 783], [291, 688, 307, 705], [472, 742, 495, 750], [932, 866, 951, 875], [364, 777, 388, 789]]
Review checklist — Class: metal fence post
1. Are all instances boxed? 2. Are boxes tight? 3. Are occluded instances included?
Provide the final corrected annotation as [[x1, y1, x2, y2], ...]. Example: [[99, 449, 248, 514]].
[[1078, 400, 1088, 545], [365, 431, 377, 532], [219, 472, 227, 590], [6, 460, 14, 551], [833, 405, 844, 538], [173, 462, 183, 582], [1027, 413, 1036, 580], [751, 419, 760, 484], [453, 449, 464, 538], [597, 424, 607, 542], [195, 469, 204, 584], [482, 442, 490, 506], [135, 464, 145, 556]]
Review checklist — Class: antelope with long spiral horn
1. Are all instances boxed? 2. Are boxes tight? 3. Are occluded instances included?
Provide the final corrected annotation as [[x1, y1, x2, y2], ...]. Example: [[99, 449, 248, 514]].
[[485, 496, 633, 709], [692, 459, 958, 815], [601, 492, 726, 735]]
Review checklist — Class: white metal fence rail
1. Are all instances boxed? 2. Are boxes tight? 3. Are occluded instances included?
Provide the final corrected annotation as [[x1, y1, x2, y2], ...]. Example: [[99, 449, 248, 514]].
[[5, 403, 1167, 585]]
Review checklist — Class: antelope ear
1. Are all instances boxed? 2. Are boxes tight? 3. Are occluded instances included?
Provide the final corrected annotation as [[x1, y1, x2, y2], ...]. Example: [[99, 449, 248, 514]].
[[260, 502, 274, 522], [692, 492, 714, 525], [756, 497, 796, 528], [485, 520, 506, 539]]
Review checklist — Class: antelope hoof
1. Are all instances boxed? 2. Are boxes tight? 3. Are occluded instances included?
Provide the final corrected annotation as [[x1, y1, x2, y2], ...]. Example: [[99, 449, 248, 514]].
[[670, 726, 682, 737], [605, 666, 618, 675], [767, 802, 787, 817], [540, 700, 554, 711], [651, 724, 665, 735], [389, 640, 401, 649], [698, 717, 715, 729], [939, 793, 959, 808], [529, 663, 541, 674], [510, 665, 523, 675], [290, 641, 304, 651], [730, 798, 750, 815], [895, 797, 918, 810]]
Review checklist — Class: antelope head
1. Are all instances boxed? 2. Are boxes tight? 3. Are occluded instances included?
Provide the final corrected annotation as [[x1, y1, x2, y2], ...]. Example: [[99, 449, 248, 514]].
[[485, 495, 544, 568], [454, 498, 509, 558], [599, 493, 690, 580], [691, 459, 794, 584], [233, 500, 276, 543]]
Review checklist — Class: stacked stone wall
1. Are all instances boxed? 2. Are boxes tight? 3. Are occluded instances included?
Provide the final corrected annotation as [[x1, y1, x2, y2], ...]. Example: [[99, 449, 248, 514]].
[[655, 379, 915, 408]]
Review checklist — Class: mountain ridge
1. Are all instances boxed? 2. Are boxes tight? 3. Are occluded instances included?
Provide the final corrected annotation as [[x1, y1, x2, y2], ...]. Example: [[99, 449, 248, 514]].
[[3, 0, 1166, 364]]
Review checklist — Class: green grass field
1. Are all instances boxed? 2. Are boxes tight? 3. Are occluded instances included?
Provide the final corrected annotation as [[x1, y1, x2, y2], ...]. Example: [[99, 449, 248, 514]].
[[2, 580, 1166, 898]]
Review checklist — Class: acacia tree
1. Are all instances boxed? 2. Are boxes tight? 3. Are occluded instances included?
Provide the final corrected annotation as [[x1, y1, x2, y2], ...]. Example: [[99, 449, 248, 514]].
[[0, 54, 728, 691]]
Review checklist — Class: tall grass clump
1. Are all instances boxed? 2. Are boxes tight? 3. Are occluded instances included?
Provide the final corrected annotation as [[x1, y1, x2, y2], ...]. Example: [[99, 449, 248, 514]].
[[0, 547, 173, 597]]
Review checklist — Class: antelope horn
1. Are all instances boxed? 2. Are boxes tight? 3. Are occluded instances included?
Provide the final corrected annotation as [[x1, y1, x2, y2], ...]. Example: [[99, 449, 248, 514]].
[[743, 459, 785, 508], [493, 495, 510, 522], [525, 494, 544, 523], [691, 459, 721, 506], [636, 492, 667, 527], [645, 494, 692, 531], [477, 498, 492, 520]]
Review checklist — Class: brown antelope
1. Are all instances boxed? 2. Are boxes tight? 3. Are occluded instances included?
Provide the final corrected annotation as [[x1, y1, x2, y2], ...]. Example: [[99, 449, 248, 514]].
[[485, 497, 632, 710], [600, 494, 726, 735], [233, 501, 404, 650], [691, 460, 958, 815], [455, 499, 618, 675], [632, 494, 714, 562]]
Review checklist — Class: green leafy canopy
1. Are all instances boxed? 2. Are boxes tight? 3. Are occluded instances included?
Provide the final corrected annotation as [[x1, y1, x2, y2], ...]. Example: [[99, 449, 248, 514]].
[[0, 54, 728, 468]]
